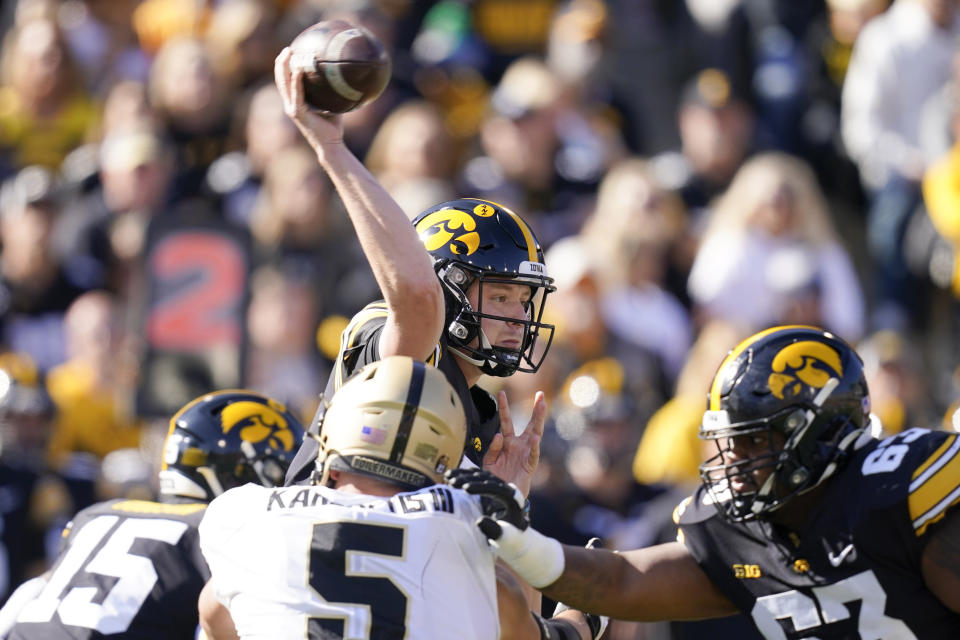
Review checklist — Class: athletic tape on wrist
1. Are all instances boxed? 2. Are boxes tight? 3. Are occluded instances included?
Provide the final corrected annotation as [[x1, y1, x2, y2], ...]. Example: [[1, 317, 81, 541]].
[[490, 521, 565, 588]]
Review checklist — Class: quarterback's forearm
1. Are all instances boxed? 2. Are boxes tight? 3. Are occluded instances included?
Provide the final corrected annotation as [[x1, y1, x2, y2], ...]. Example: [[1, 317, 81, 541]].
[[317, 144, 445, 359], [542, 542, 738, 622]]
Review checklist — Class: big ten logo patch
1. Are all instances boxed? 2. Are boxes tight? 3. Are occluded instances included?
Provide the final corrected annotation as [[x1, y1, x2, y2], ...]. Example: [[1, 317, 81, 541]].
[[733, 564, 763, 579]]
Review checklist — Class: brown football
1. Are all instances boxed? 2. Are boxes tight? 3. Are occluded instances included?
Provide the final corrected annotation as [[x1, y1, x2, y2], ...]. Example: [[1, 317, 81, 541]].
[[289, 20, 391, 114]]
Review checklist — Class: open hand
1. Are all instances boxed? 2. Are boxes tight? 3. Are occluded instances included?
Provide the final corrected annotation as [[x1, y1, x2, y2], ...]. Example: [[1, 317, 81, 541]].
[[482, 390, 546, 498]]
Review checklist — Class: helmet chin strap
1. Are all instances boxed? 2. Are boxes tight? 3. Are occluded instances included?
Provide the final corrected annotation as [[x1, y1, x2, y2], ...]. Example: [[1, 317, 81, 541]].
[[449, 328, 498, 370]]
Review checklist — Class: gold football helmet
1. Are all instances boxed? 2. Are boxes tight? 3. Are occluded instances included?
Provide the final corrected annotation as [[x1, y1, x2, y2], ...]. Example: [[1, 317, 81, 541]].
[[316, 356, 467, 489]]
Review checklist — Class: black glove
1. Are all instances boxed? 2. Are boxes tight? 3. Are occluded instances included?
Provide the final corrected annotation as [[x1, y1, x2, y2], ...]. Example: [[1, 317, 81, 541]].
[[444, 467, 529, 531]]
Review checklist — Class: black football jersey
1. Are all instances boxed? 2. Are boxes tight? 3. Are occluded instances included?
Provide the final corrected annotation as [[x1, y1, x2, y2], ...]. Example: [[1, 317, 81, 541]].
[[285, 301, 500, 484], [678, 428, 960, 639], [8, 498, 209, 639]]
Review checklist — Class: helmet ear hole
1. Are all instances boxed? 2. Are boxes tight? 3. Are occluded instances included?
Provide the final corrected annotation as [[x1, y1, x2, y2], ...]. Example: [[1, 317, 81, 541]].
[[782, 409, 806, 432]]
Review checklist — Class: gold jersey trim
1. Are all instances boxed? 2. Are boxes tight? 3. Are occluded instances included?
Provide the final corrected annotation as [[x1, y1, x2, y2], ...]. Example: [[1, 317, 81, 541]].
[[909, 434, 960, 535]]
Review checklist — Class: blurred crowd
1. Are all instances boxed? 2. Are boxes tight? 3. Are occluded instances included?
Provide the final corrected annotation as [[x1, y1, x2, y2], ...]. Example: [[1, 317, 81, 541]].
[[0, 0, 959, 637]]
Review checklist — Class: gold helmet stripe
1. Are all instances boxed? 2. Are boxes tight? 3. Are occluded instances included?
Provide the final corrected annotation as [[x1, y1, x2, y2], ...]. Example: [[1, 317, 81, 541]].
[[708, 325, 822, 410], [465, 198, 538, 264], [388, 359, 427, 464]]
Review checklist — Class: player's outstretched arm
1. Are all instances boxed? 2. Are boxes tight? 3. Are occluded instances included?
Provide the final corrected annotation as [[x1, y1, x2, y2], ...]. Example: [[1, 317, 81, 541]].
[[921, 507, 960, 613], [273, 48, 444, 361], [447, 468, 739, 624], [198, 580, 239, 640], [551, 541, 737, 622]]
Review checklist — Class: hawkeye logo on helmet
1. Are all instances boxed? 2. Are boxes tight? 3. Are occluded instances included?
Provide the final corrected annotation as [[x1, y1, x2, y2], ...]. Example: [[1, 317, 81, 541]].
[[768, 341, 843, 400], [221, 400, 295, 452], [416, 208, 481, 256]]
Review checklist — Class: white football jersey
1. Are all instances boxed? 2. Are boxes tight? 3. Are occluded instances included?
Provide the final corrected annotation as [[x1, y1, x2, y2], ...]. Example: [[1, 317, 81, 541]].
[[199, 482, 499, 640]]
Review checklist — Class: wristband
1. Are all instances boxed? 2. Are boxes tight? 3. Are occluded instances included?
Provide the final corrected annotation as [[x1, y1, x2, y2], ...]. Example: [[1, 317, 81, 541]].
[[532, 613, 581, 640]]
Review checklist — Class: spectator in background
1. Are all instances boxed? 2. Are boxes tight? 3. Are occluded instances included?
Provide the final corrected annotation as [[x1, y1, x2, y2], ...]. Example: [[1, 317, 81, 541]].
[[0, 353, 67, 606], [364, 99, 457, 217], [55, 125, 176, 297], [248, 144, 378, 319], [44, 291, 140, 472], [580, 157, 694, 381], [148, 36, 234, 199], [206, 82, 302, 227], [841, 0, 960, 330], [0, 166, 88, 371], [687, 152, 866, 342], [57, 0, 151, 96], [129, 0, 207, 56], [798, 0, 888, 207], [857, 329, 934, 435], [205, 0, 281, 92], [512, 235, 669, 437], [0, 16, 100, 178], [244, 263, 325, 424], [463, 55, 606, 245], [632, 319, 744, 490], [660, 68, 755, 220]]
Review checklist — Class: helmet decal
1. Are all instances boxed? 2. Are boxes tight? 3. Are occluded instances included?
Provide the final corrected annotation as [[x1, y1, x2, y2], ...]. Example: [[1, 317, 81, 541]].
[[709, 325, 819, 410], [412, 198, 555, 376], [416, 208, 481, 256], [768, 341, 843, 400], [159, 390, 305, 501], [498, 206, 538, 263], [220, 400, 296, 452], [472, 202, 496, 217]]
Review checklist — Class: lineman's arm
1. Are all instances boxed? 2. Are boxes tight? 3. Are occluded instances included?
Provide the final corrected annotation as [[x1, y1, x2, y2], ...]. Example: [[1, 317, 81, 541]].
[[921, 507, 960, 613], [447, 468, 738, 623], [198, 580, 239, 640], [273, 48, 444, 361], [543, 541, 738, 622]]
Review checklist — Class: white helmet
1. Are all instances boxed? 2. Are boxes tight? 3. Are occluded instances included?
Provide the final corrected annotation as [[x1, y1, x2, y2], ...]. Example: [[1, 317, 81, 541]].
[[316, 356, 467, 489]]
